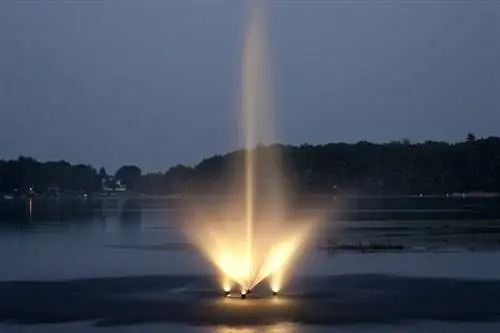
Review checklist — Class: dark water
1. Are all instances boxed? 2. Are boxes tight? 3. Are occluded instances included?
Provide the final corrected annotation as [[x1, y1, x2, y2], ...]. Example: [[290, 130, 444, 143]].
[[332, 195, 500, 220], [1, 197, 500, 332]]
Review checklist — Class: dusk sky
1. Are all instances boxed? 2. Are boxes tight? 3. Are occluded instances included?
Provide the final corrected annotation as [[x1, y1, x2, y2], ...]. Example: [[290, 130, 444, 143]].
[[1, 0, 498, 172]]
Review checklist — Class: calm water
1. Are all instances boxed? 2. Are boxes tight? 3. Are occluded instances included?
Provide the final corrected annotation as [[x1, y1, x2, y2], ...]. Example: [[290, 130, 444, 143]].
[[4, 321, 500, 333], [1, 198, 500, 332]]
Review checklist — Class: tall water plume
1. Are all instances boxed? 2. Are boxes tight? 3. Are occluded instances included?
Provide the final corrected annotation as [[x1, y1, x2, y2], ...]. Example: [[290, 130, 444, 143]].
[[182, 1, 319, 294]]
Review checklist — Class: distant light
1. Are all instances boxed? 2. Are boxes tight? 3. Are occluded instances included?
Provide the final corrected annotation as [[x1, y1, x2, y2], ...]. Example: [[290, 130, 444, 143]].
[[224, 290, 230, 297], [272, 290, 278, 296], [240, 290, 247, 299]]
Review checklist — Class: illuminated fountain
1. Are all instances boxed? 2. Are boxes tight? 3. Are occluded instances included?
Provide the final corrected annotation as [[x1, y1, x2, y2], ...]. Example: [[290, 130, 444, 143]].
[[182, 1, 320, 298]]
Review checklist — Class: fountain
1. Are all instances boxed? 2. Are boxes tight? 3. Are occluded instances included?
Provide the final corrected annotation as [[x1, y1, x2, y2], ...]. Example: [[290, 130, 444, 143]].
[[182, 1, 321, 298]]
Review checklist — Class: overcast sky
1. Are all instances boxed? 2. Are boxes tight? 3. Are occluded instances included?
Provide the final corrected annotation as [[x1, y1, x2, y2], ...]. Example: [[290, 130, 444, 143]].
[[1, 0, 498, 172]]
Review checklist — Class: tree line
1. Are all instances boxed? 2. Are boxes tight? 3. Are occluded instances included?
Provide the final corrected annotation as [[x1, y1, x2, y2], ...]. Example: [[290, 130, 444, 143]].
[[1, 135, 499, 196]]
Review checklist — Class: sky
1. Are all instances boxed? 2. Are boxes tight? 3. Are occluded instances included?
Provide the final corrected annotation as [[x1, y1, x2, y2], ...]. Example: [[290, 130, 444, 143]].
[[1, 0, 498, 172]]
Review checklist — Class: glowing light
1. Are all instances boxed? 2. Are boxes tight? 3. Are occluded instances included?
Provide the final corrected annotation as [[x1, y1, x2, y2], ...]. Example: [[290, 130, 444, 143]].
[[222, 274, 233, 296], [180, 0, 323, 297], [270, 276, 281, 294]]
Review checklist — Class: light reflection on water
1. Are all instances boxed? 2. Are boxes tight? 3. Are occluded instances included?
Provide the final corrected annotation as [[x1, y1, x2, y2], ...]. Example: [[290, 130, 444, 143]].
[[1, 200, 500, 331], [214, 295, 292, 309], [3, 321, 500, 333], [1, 199, 500, 281], [213, 322, 299, 333], [208, 322, 500, 333]]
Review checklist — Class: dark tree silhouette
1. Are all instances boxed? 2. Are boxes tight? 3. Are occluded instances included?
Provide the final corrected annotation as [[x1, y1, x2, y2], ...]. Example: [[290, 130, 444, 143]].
[[161, 135, 500, 195], [0, 158, 100, 194], [98, 167, 107, 179], [1, 135, 499, 196], [115, 165, 142, 191], [467, 133, 477, 142]]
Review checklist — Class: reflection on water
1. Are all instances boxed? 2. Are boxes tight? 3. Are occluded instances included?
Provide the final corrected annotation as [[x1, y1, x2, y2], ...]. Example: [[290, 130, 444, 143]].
[[0, 198, 170, 232], [27, 198, 32, 222], [0, 197, 196, 281], [2, 195, 499, 227], [208, 322, 500, 333], [1, 197, 500, 282], [1, 200, 500, 331], [213, 323, 299, 333], [3, 321, 500, 333]]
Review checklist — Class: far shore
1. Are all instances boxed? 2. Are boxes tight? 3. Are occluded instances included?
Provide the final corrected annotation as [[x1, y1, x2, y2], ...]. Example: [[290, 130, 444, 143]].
[[2, 191, 499, 201]]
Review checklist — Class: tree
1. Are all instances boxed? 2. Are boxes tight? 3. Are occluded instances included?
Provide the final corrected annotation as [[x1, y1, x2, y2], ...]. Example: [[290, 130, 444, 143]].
[[1, 136, 500, 196], [98, 167, 107, 179], [163, 165, 194, 194], [72, 165, 100, 192], [115, 165, 142, 191]]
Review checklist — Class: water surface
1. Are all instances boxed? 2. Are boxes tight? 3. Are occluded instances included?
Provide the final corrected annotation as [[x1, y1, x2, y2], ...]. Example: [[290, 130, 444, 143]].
[[1, 198, 500, 332]]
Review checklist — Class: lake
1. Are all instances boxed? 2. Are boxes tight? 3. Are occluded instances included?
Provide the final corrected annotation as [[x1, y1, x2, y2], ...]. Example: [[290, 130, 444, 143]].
[[1, 197, 500, 332]]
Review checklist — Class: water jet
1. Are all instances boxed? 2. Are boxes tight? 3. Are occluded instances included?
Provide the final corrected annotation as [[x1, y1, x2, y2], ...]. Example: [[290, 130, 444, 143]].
[[181, 0, 321, 299]]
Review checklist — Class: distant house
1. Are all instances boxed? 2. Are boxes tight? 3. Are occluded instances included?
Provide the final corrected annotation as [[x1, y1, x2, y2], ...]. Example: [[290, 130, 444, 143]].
[[102, 177, 127, 192]]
